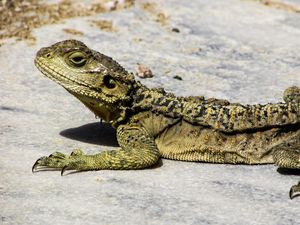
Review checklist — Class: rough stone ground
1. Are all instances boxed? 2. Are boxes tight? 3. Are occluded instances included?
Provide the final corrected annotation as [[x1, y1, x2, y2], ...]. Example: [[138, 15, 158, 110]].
[[1, 0, 300, 224]]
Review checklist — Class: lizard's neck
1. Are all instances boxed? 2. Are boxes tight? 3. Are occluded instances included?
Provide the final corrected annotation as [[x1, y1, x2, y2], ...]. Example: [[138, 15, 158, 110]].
[[69, 90, 130, 126]]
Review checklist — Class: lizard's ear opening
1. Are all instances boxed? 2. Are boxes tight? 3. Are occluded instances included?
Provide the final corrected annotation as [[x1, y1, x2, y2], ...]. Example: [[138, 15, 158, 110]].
[[103, 75, 117, 89], [100, 74, 129, 99]]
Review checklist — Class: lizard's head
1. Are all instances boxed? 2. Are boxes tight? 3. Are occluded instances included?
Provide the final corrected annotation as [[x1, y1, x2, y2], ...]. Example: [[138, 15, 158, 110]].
[[35, 39, 137, 123]]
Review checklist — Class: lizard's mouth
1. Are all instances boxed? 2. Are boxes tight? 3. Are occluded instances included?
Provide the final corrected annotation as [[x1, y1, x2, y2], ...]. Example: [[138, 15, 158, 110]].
[[35, 57, 103, 99]]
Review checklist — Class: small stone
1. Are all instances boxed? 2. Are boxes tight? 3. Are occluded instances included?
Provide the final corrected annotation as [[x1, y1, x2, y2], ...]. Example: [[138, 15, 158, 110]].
[[63, 28, 84, 36], [136, 63, 154, 78], [173, 75, 182, 80], [172, 27, 180, 33]]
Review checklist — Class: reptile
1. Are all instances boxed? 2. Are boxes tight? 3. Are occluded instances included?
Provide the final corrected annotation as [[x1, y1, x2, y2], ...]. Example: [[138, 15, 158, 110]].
[[32, 40, 300, 199]]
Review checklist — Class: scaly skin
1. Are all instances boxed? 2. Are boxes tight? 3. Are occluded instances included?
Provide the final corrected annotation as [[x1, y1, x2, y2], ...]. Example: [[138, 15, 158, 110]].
[[32, 40, 300, 199]]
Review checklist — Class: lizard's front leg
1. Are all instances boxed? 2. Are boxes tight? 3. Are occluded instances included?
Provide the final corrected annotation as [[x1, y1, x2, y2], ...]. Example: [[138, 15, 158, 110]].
[[32, 125, 160, 174]]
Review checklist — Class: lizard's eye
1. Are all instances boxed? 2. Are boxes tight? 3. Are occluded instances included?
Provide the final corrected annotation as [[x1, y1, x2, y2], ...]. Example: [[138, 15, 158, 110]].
[[103, 75, 116, 89], [69, 52, 87, 67]]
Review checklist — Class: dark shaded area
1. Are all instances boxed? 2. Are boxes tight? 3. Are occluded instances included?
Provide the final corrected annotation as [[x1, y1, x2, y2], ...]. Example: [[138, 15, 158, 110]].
[[60, 122, 119, 147], [0, 106, 14, 111], [224, 123, 300, 135], [0, 105, 29, 113], [173, 75, 183, 80], [277, 168, 300, 176], [32, 167, 93, 176], [151, 158, 163, 169], [32, 167, 62, 173]]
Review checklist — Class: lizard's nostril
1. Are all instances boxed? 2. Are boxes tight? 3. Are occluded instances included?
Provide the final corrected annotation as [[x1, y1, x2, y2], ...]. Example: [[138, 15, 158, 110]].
[[36, 47, 52, 58]]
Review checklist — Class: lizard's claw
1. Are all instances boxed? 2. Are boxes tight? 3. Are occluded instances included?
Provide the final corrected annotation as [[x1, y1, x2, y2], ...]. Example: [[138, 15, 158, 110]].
[[289, 181, 300, 199], [61, 166, 69, 176], [32, 156, 47, 173]]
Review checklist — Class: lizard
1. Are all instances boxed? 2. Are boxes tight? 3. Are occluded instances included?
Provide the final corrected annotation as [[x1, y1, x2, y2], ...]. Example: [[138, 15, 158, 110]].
[[32, 40, 300, 199]]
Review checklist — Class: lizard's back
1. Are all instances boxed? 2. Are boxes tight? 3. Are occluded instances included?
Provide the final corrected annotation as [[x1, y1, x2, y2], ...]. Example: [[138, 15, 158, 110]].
[[134, 88, 300, 133]]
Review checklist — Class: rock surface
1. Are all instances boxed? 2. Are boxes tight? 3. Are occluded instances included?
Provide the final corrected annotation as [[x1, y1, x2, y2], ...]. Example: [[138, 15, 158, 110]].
[[1, 0, 300, 224]]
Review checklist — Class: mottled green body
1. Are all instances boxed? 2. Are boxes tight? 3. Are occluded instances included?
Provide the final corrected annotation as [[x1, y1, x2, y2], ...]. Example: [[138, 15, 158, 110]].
[[33, 40, 300, 198], [133, 88, 300, 133]]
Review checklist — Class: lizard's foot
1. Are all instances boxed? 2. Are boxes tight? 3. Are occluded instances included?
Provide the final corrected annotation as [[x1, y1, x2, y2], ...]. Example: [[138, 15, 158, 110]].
[[283, 86, 300, 103], [290, 181, 300, 199], [32, 149, 91, 175]]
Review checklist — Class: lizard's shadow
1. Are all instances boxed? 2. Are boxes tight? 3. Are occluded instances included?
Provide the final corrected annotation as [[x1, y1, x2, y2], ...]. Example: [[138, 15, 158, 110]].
[[277, 168, 300, 176], [60, 122, 119, 147]]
